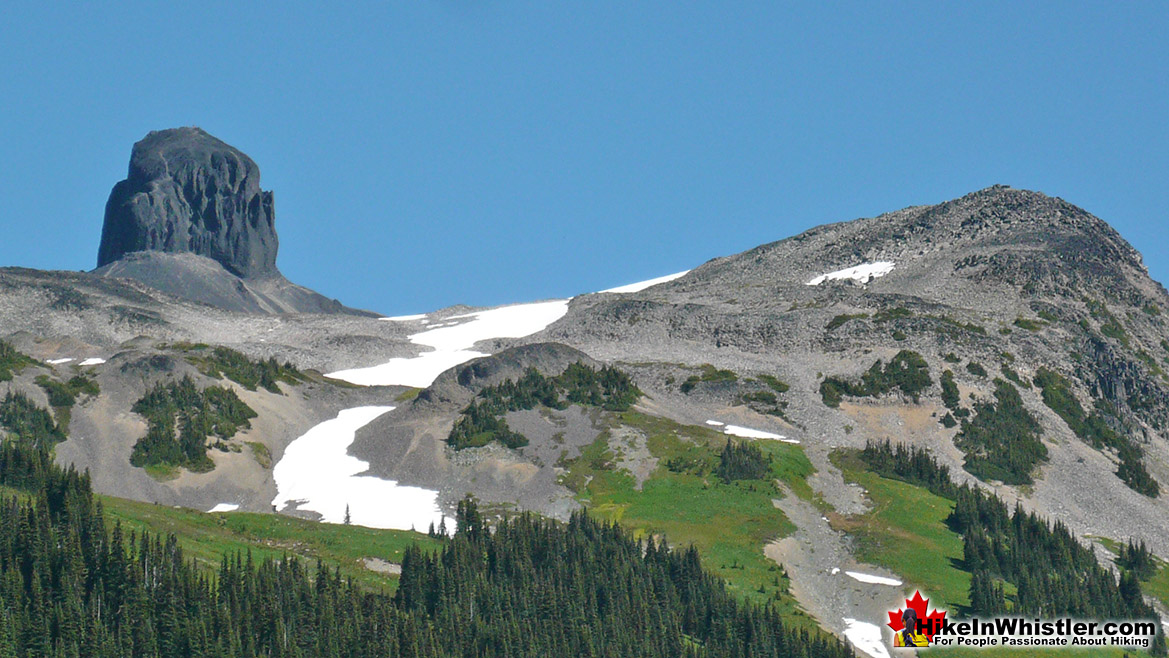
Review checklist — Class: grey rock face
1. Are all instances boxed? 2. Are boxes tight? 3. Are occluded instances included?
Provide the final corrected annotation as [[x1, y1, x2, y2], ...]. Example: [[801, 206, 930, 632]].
[[97, 127, 279, 279]]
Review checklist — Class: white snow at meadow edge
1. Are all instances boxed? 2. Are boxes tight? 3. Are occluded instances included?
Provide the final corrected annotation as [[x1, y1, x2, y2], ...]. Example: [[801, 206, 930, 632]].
[[272, 406, 446, 531], [842, 618, 891, 658], [806, 261, 894, 286], [714, 423, 801, 444], [327, 300, 570, 388], [207, 503, 239, 513], [844, 571, 902, 586], [78, 357, 106, 366]]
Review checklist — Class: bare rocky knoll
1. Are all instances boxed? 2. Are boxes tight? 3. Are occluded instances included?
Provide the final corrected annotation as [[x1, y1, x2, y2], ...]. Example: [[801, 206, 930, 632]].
[[350, 342, 605, 520]]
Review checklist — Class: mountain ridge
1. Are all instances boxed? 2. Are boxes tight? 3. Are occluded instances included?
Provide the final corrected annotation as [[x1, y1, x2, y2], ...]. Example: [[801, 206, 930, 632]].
[[6, 182, 1169, 655]]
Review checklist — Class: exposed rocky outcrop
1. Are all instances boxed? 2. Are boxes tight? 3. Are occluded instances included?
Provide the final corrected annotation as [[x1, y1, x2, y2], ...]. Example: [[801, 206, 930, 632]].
[[98, 127, 278, 278], [95, 127, 371, 315]]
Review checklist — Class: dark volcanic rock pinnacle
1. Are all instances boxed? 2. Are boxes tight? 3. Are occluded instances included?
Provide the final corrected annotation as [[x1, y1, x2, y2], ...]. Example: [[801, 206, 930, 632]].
[[97, 127, 279, 279]]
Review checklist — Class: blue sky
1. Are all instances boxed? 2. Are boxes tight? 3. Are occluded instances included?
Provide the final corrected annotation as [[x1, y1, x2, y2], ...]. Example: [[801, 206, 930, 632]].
[[2, 2, 1166, 314]]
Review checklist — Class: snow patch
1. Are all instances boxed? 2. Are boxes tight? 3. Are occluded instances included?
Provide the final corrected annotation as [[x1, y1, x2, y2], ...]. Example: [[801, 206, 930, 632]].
[[208, 503, 239, 513], [271, 406, 445, 531], [705, 420, 725, 427], [806, 261, 894, 286], [46, 358, 74, 365], [845, 571, 902, 586], [830, 567, 841, 575], [381, 313, 428, 322], [721, 425, 799, 443], [78, 358, 106, 366], [722, 425, 784, 440], [842, 618, 891, 658], [327, 300, 570, 388], [600, 270, 689, 294]]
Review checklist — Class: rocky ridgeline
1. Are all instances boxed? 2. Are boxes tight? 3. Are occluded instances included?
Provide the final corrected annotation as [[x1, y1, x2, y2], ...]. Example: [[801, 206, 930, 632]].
[[543, 185, 1169, 492]]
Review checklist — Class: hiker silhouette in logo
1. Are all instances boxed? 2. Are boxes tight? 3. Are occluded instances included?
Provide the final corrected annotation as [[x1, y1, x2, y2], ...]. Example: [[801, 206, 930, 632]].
[[894, 607, 929, 647]]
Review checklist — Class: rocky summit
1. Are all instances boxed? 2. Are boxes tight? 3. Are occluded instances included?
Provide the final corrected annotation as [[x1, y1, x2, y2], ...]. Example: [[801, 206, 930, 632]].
[[93, 128, 368, 314], [98, 127, 278, 279]]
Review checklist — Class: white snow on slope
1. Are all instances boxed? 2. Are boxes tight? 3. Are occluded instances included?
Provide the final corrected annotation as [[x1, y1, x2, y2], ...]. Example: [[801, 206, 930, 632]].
[[382, 313, 428, 322], [723, 425, 783, 439], [845, 571, 902, 586], [78, 358, 106, 366], [806, 261, 894, 286], [272, 406, 445, 531], [721, 424, 800, 444], [327, 300, 570, 388], [705, 420, 725, 426], [208, 503, 239, 513], [842, 618, 890, 658], [600, 270, 690, 294], [46, 358, 74, 365]]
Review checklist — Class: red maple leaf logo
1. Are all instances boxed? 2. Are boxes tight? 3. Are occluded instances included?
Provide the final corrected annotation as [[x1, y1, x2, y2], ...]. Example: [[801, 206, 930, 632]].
[[887, 590, 947, 641]]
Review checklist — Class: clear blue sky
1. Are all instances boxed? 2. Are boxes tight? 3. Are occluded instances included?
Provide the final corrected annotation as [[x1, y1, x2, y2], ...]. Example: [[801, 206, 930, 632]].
[[2, 2, 1167, 314]]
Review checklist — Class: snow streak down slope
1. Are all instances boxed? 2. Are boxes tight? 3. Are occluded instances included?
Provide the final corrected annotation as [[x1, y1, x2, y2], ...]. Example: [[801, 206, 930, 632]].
[[271, 406, 446, 531], [325, 271, 689, 388], [326, 301, 570, 387]]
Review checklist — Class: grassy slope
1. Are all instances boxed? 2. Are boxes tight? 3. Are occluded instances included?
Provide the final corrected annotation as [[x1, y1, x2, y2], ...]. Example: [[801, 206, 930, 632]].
[[832, 450, 1151, 657], [831, 448, 970, 611], [563, 410, 816, 627], [99, 494, 442, 591]]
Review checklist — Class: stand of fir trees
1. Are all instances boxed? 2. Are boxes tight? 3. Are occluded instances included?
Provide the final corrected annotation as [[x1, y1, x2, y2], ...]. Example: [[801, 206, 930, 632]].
[[715, 440, 771, 483], [448, 362, 641, 450], [819, 349, 932, 408], [860, 439, 1166, 656], [129, 376, 257, 472], [0, 435, 852, 657]]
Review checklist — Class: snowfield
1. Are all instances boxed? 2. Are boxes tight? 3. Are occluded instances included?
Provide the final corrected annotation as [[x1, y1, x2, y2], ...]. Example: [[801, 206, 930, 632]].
[[46, 358, 74, 364], [844, 571, 902, 586], [271, 406, 446, 531], [842, 618, 890, 658], [382, 313, 428, 322], [600, 270, 689, 294], [806, 261, 894, 286], [78, 357, 106, 366], [208, 503, 239, 513], [327, 300, 570, 387]]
